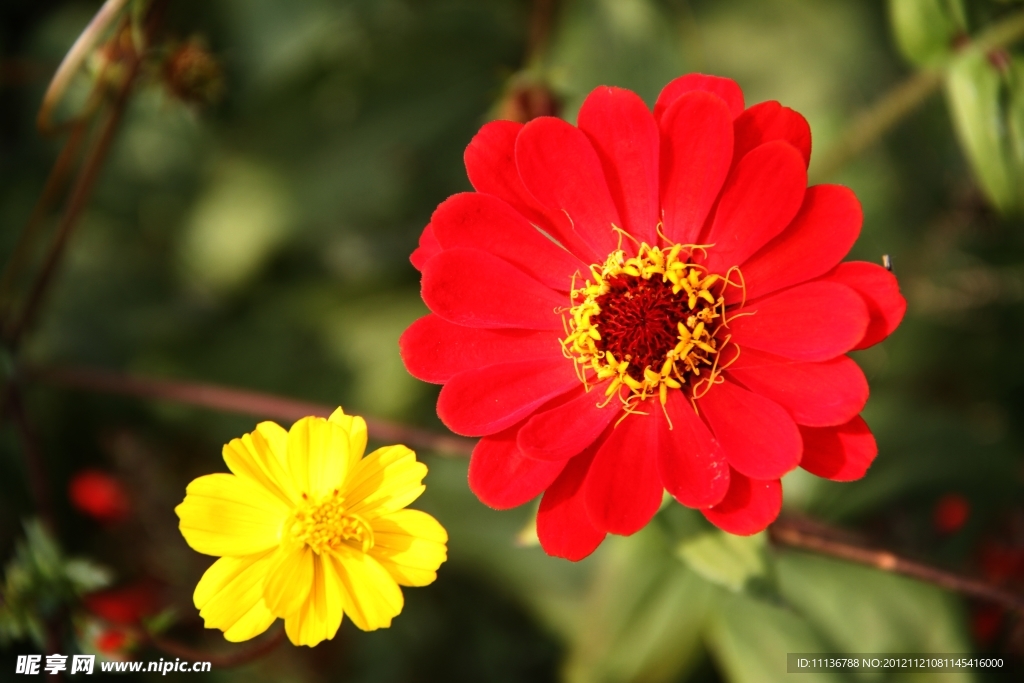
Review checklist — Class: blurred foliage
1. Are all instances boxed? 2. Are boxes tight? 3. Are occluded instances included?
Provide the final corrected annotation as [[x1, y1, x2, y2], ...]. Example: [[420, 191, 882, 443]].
[[0, 520, 111, 648], [1, 0, 1024, 682]]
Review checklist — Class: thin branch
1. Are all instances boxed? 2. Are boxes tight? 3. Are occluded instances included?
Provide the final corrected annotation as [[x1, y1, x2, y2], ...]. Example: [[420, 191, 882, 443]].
[[6, 387, 56, 531], [0, 117, 90, 326], [811, 7, 1024, 181], [769, 516, 1024, 613], [4, 38, 143, 351], [526, 0, 556, 66], [37, 0, 132, 135], [147, 626, 286, 669], [27, 364, 476, 457], [810, 69, 943, 181]]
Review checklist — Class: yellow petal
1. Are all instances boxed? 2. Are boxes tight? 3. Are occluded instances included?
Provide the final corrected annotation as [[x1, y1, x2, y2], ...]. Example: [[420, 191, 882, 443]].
[[222, 421, 299, 506], [263, 545, 315, 618], [329, 546, 403, 631], [369, 510, 448, 587], [287, 416, 350, 498], [328, 407, 368, 473], [176, 474, 287, 556], [284, 554, 344, 647], [193, 551, 277, 641], [344, 445, 427, 520]]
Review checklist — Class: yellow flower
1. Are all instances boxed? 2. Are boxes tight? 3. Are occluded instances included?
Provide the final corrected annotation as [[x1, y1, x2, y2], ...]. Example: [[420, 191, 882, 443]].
[[174, 408, 448, 647]]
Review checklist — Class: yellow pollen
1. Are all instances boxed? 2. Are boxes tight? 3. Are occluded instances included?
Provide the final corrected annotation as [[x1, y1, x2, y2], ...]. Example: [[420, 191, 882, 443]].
[[560, 243, 740, 409], [289, 489, 374, 554]]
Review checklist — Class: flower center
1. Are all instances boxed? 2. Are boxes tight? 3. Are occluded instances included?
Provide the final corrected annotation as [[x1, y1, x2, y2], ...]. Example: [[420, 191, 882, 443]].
[[562, 243, 738, 407], [289, 490, 374, 554]]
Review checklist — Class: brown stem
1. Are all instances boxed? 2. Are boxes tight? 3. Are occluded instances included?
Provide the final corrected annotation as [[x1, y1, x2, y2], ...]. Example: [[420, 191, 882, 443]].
[[0, 117, 90, 326], [6, 387, 56, 531], [3, 43, 142, 351], [526, 0, 556, 65], [769, 516, 1024, 613], [147, 626, 286, 669], [36, 0, 132, 135], [27, 364, 476, 457]]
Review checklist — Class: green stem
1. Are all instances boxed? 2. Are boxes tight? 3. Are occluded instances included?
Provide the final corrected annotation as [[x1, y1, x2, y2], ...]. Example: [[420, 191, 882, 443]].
[[811, 8, 1024, 181], [36, 0, 132, 135]]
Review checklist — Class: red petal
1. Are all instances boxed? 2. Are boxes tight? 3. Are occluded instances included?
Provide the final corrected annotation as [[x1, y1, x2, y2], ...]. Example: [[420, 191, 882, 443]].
[[437, 356, 579, 436], [584, 410, 663, 535], [410, 224, 442, 271], [823, 262, 907, 350], [733, 101, 812, 167], [400, 314, 563, 384], [421, 247, 565, 330], [464, 120, 560, 236], [659, 92, 735, 245], [729, 281, 869, 362], [430, 192, 584, 292], [537, 447, 606, 561], [654, 74, 744, 121], [727, 348, 868, 427], [701, 469, 782, 535], [658, 391, 730, 508], [698, 379, 802, 480], [730, 185, 862, 304], [578, 87, 661, 245], [703, 141, 807, 274], [800, 416, 877, 481], [518, 385, 622, 461], [516, 117, 621, 260], [468, 425, 567, 509]]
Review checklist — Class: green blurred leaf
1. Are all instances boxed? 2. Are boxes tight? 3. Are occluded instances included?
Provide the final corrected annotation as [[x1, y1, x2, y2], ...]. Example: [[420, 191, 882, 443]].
[[565, 528, 712, 683], [677, 530, 768, 593], [889, 0, 966, 66], [707, 591, 852, 683], [776, 552, 975, 683], [1007, 58, 1024, 169], [547, 0, 689, 116], [0, 520, 112, 647], [945, 50, 1021, 212], [64, 560, 114, 594]]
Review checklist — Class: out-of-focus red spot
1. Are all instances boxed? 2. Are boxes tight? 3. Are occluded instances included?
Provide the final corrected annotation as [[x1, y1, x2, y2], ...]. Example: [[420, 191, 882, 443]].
[[933, 493, 970, 534], [84, 580, 161, 625], [978, 542, 1024, 584], [971, 605, 1003, 646], [95, 628, 129, 655], [68, 469, 130, 523]]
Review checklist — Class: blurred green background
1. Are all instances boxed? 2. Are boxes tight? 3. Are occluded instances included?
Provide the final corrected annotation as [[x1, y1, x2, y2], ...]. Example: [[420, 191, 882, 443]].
[[2, 0, 1024, 680]]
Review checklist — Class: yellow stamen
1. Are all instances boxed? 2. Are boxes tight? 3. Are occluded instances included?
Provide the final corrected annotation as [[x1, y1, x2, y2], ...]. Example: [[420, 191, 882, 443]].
[[560, 242, 742, 413]]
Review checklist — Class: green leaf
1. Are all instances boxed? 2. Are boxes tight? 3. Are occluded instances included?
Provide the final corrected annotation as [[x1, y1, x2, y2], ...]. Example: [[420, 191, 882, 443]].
[[677, 530, 769, 593], [1006, 58, 1024, 169], [945, 50, 1021, 212], [889, 0, 966, 66], [776, 551, 975, 682], [707, 592, 853, 683], [64, 560, 114, 594], [0, 520, 112, 647], [564, 528, 712, 683]]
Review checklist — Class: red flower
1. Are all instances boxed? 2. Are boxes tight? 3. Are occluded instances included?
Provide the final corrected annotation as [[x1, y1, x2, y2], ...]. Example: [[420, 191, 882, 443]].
[[84, 580, 161, 625], [400, 74, 906, 560], [95, 627, 130, 655], [68, 469, 131, 523]]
